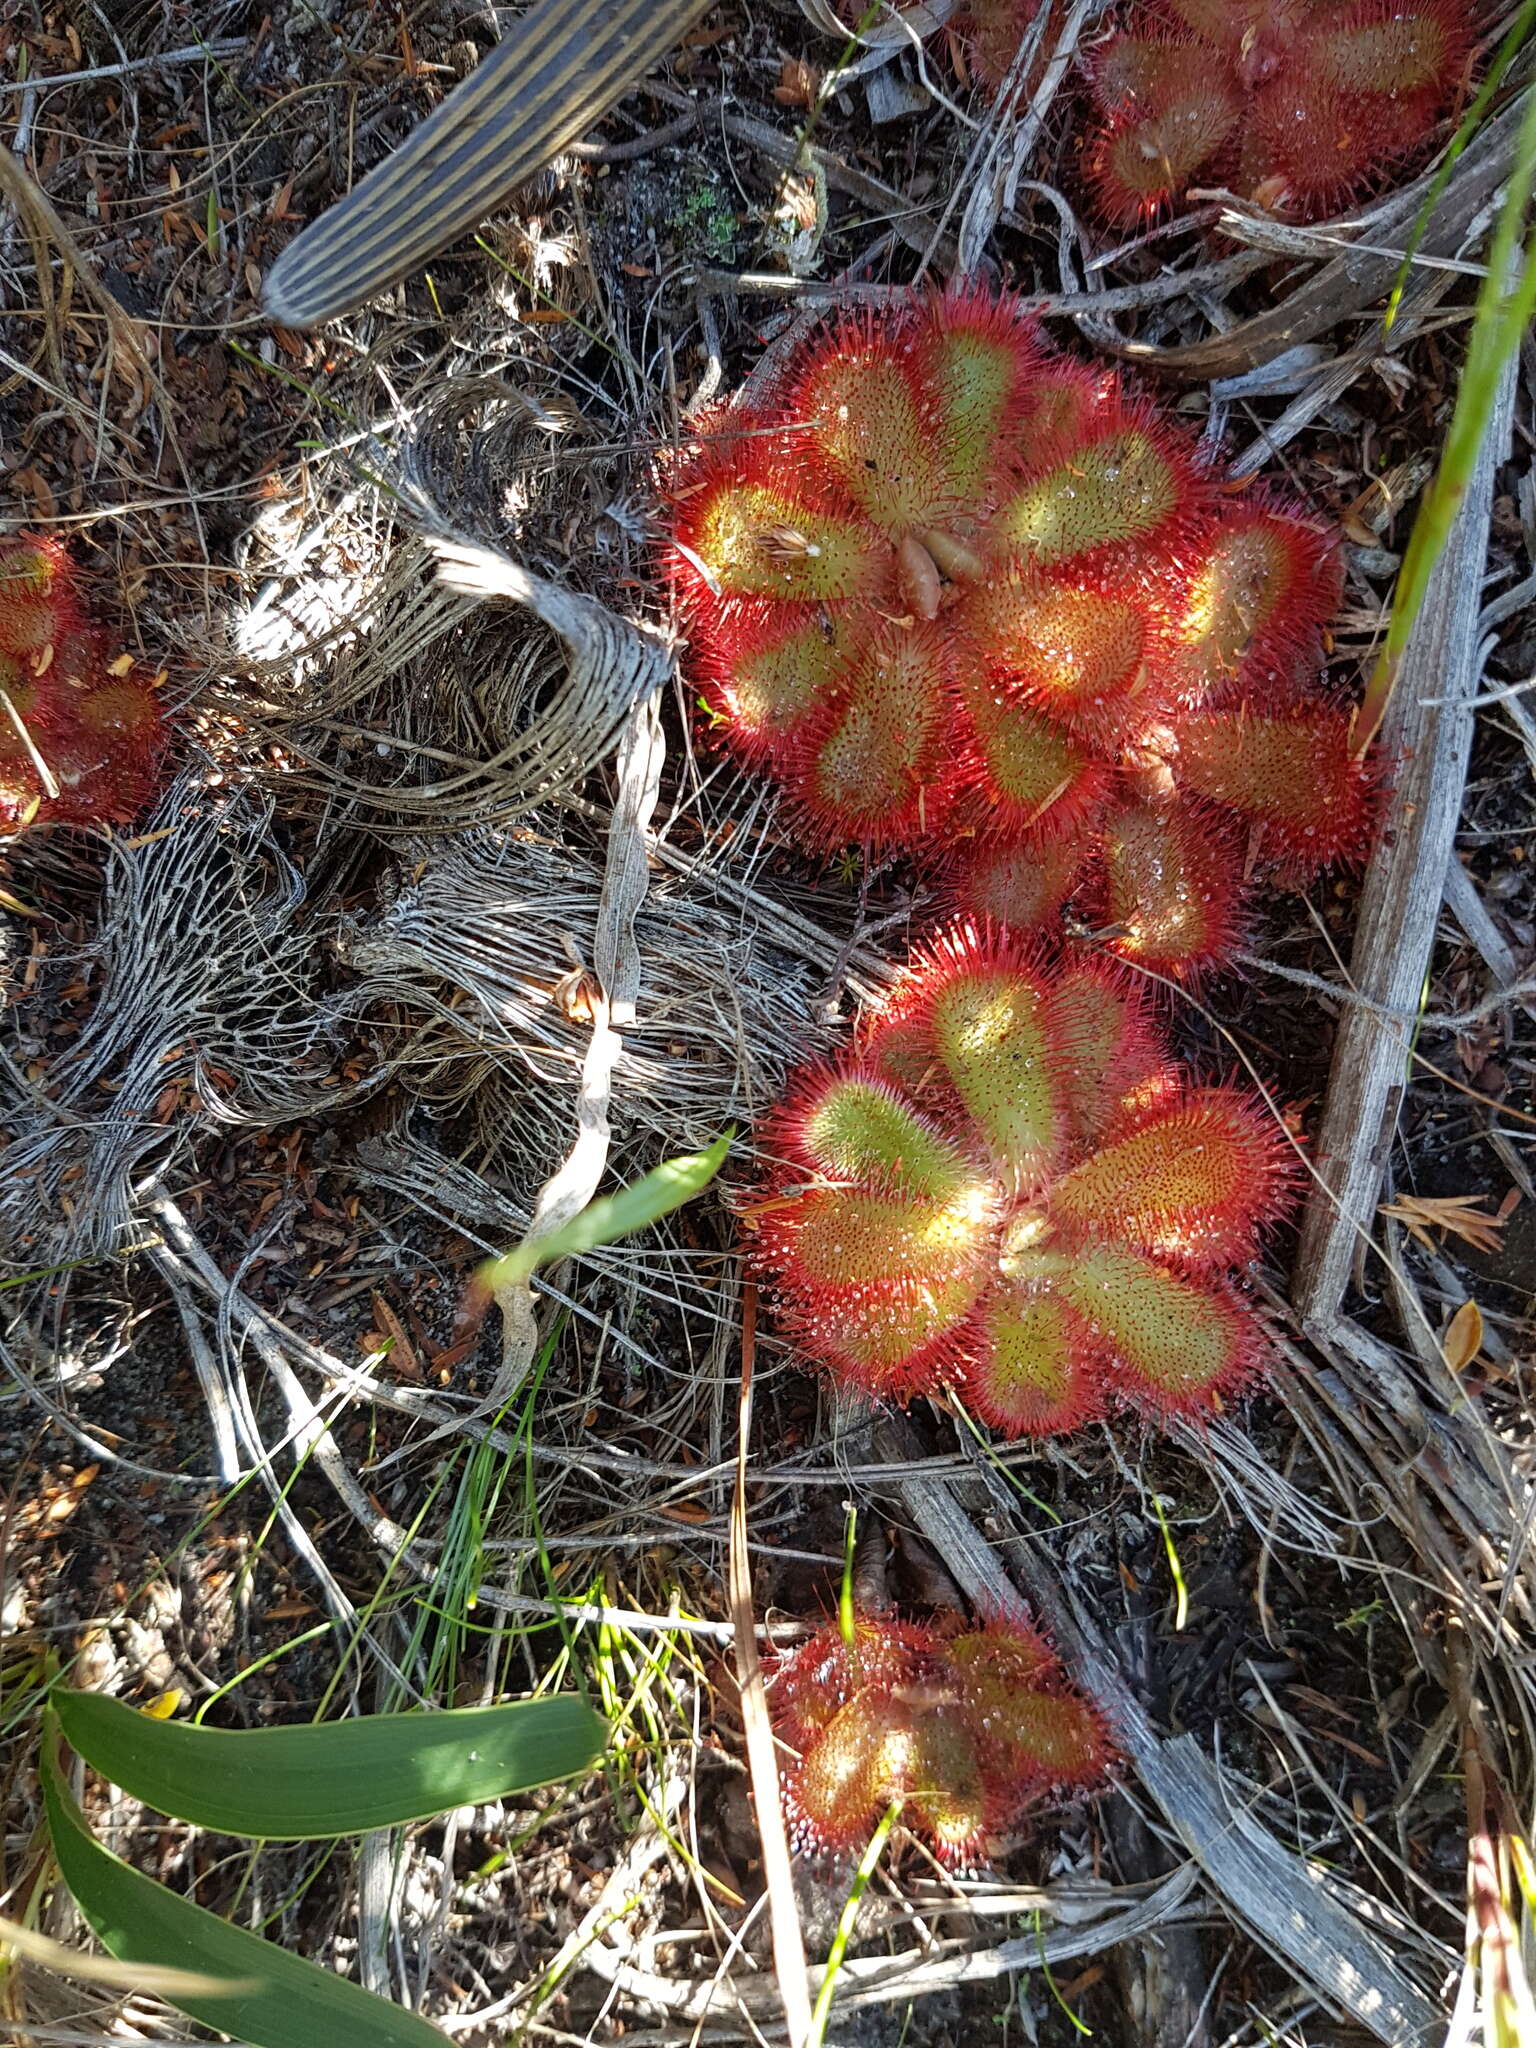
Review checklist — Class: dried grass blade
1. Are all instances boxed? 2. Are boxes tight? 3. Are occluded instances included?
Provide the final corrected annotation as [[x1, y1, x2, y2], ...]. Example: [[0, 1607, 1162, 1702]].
[[486, 695, 665, 1402]]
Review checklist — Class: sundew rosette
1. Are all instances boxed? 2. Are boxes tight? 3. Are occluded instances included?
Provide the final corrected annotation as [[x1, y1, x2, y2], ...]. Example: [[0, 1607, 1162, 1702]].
[[744, 926, 1293, 1435], [1082, 0, 1472, 223], [664, 287, 1371, 974], [772, 1607, 1112, 1863]]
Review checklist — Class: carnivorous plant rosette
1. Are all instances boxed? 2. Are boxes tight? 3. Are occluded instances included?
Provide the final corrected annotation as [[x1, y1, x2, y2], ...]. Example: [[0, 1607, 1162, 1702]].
[[772, 1607, 1111, 1861], [664, 288, 1372, 974], [0, 533, 164, 831], [1082, 0, 1471, 223], [745, 926, 1293, 1435]]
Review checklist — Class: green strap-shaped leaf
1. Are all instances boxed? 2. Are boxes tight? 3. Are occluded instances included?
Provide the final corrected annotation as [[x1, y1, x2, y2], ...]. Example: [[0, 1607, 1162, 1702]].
[[41, 1736, 450, 2048], [54, 1689, 606, 1840]]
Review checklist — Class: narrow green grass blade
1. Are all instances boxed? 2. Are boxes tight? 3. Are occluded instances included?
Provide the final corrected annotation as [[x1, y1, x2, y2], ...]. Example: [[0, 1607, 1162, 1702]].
[[41, 1739, 450, 2048], [1355, 81, 1536, 749], [482, 1129, 732, 1290], [54, 1689, 606, 1840]]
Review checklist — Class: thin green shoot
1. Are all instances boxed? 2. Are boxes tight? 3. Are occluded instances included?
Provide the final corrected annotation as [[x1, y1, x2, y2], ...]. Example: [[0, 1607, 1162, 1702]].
[[226, 337, 361, 429], [1, 1644, 58, 1741], [1149, 1493, 1190, 1632], [231, 1410, 339, 1619], [411, 1388, 527, 1701], [250, 1845, 343, 1936], [473, 237, 642, 380], [515, 1317, 595, 1689], [194, 1624, 335, 1724], [839, 1502, 858, 1653], [806, 1800, 901, 2048], [519, 1887, 652, 2024], [948, 1395, 1064, 1526], [796, 2, 884, 146], [0, 1241, 160, 1292], [1034, 1908, 1093, 2037], [313, 1458, 458, 1721], [1508, 1828, 1536, 1917]]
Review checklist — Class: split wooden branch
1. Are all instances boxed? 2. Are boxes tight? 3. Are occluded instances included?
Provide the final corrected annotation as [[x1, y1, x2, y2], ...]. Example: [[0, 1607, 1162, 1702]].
[[1291, 340, 1519, 1321]]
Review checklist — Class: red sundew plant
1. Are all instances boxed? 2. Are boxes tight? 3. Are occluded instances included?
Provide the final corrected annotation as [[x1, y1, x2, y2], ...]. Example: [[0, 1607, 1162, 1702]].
[[773, 1607, 1111, 1861], [960, 0, 1049, 90], [745, 926, 1292, 1435], [1083, 0, 1472, 225], [0, 534, 164, 831], [664, 288, 1372, 975]]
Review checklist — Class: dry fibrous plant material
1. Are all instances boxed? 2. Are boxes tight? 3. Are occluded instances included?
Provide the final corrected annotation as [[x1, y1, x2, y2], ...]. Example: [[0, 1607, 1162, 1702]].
[[1080, 0, 1474, 223], [745, 924, 1292, 1433], [665, 286, 1371, 974], [0, 776, 353, 1266], [0, 534, 164, 830], [225, 521, 663, 838], [772, 1606, 1111, 1861], [341, 828, 835, 1198]]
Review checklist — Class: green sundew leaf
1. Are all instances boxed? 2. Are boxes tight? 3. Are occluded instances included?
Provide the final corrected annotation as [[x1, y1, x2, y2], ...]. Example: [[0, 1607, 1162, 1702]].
[[928, 969, 1062, 1187], [1314, 17, 1449, 92], [999, 430, 1177, 562], [929, 327, 1016, 502], [692, 480, 883, 601], [970, 1282, 1087, 1436], [796, 348, 943, 529], [803, 623, 951, 830], [40, 1736, 450, 2048], [53, 1689, 606, 1839], [800, 1079, 970, 1198], [1101, 800, 1236, 972], [1060, 1244, 1243, 1401], [963, 686, 1095, 823], [1048, 1092, 1269, 1264], [790, 1185, 990, 1290], [1174, 706, 1363, 854], [483, 1132, 731, 1292], [730, 618, 845, 743]]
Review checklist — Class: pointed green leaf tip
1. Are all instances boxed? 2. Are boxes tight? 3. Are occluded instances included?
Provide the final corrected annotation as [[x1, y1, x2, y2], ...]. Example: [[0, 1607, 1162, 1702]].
[[483, 1130, 731, 1291]]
